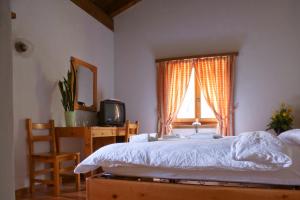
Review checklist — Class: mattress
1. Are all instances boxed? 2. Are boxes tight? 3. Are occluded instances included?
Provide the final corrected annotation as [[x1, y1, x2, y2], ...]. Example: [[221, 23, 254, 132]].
[[103, 164, 300, 186]]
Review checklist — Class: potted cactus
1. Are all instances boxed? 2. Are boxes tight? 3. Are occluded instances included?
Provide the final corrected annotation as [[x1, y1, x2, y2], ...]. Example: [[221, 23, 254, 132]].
[[58, 64, 76, 127]]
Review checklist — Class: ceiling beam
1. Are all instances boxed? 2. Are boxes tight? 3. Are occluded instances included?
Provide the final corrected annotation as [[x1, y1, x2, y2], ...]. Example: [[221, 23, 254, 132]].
[[71, 0, 114, 31], [110, 0, 141, 17]]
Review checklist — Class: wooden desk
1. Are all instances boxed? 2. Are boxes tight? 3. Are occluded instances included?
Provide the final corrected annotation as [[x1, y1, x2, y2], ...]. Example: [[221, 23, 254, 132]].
[[55, 126, 126, 157]]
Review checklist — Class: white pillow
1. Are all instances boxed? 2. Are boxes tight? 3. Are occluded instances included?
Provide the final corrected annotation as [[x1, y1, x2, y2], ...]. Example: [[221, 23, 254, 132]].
[[278, 129, 300, 145]]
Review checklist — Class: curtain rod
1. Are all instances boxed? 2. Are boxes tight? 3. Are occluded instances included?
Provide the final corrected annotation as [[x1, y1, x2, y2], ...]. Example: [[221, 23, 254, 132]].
[[155, 52, 239, 63]]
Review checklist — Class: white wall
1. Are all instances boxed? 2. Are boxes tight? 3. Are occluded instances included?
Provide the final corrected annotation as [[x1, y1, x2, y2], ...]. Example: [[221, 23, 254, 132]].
[[0, 0, 15, 198], [114, 0, 300, 133], [11, 0, 114, 189]]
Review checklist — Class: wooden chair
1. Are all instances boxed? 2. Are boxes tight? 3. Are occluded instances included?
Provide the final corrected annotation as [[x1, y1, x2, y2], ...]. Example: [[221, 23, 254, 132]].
[[26, 119, 80, 196], [124, 120, 139, 142]]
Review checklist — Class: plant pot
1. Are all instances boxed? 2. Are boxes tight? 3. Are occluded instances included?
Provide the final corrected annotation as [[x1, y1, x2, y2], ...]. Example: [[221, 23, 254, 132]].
[[65, 111, 76, 127]]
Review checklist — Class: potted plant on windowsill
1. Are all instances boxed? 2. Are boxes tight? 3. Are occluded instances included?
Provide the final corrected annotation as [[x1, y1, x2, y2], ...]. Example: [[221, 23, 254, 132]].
[[58, 65, 76, 127]]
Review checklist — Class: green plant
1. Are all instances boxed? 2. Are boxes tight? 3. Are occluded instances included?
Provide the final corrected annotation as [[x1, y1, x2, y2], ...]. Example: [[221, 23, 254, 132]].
[[266, 103, 294, 135], [58, 64, 76, 112]]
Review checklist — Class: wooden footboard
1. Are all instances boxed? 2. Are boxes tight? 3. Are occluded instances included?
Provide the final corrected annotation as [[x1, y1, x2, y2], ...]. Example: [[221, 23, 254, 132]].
[[86, 175, 300, 200]]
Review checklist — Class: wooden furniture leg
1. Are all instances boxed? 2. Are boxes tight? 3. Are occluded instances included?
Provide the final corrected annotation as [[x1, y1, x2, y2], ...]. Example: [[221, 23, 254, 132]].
[[84, 130, 94, 177], [53, 160, 60, 196], [29, 159, 34, 193], [54, 134, 61, 184], [84, 130, 93, 157], [55, 131, 60, 153], [75, 154, 81, 191]]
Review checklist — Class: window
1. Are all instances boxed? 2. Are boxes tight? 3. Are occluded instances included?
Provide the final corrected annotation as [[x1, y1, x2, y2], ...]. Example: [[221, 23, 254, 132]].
[[157, 53, 236, 135], [174, 68, 217, 127]]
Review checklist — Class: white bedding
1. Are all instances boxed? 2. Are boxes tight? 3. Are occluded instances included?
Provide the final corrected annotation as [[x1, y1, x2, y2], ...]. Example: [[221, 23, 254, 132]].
[[75, 131, 294, 174], [231, 131, 292, 168]]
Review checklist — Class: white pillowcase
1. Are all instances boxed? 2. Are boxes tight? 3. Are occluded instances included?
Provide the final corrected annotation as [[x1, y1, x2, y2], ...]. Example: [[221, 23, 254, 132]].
[[278, 129, 300, 145]]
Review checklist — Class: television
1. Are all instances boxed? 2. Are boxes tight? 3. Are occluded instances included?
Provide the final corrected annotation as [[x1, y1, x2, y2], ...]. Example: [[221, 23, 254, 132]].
[[98, 99, 126, 127]]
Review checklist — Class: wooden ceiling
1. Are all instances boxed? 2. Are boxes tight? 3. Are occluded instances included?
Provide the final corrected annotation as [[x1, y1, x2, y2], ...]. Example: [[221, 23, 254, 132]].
[[71, 0, 141, 31]]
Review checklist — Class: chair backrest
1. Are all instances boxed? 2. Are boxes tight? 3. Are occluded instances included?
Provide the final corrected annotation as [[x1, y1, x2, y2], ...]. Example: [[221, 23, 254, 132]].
[[125, 120, 139, 142], [26, 118, 56, 155]]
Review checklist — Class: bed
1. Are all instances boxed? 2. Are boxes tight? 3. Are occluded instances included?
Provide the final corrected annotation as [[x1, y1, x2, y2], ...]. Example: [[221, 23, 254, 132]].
[[76, 131, 300, 200]]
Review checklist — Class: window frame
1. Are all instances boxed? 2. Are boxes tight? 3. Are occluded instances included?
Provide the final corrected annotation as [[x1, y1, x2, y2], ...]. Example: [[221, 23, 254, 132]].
[[173, 68, 217, 128]]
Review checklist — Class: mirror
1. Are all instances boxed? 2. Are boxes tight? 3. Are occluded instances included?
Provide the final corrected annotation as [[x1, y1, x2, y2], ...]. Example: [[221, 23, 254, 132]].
[[71, 56, 97, 112]]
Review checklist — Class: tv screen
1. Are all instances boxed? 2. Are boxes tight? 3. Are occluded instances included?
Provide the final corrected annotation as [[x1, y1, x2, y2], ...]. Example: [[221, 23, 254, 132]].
[[98, 99, 125, 126]]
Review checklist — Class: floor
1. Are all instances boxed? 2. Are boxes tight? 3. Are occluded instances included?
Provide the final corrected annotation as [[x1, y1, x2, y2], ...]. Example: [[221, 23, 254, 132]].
[[16, 183, 86, 200]]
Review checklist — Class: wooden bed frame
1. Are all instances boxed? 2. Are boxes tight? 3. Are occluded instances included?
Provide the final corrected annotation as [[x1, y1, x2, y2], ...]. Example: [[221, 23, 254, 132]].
[[86, 174, 300, 200]]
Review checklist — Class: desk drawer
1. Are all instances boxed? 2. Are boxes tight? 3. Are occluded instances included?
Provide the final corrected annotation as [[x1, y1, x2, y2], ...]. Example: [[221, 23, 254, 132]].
[[92, 129, 116, 137]]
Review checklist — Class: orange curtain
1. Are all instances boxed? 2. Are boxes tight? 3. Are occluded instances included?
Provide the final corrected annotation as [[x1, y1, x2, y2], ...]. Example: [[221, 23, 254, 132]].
[[157, 60, 193, 136], [194, 55, 236, 136]]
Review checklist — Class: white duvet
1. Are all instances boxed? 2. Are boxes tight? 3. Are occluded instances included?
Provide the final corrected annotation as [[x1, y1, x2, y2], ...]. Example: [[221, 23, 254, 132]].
[[231, 131, 292, 168], [75, 131, 293, 174]]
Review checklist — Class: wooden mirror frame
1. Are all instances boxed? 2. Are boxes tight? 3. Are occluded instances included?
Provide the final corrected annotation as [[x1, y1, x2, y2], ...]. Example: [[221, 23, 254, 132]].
[[71, 56, 97, 112]]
